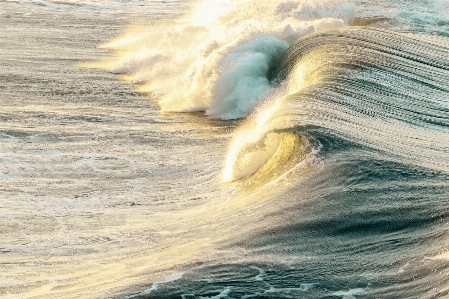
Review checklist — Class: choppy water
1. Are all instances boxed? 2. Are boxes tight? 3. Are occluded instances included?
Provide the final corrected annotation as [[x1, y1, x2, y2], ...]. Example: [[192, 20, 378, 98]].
[[1, 0, 449, 298]]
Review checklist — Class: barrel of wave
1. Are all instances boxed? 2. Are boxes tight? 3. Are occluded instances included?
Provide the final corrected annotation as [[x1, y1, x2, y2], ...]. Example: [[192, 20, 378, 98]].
[[221, 96, 312, 184], [221, 47, 324, 184]]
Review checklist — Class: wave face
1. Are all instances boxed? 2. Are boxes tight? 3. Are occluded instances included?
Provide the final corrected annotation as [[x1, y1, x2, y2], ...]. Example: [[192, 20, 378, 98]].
[[224, 27, 449, 182]]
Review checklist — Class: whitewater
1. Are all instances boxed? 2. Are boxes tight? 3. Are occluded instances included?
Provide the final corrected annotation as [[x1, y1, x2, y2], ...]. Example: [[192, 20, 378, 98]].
[[1, 0, 449, 298]]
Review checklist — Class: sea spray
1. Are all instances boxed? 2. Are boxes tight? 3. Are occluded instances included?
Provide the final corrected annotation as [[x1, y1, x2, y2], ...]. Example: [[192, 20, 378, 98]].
[[85, 0, 355, 119]]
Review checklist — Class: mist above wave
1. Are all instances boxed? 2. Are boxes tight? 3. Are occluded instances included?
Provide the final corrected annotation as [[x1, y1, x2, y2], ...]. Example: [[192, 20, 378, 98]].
[[86, 0, 356, 119]]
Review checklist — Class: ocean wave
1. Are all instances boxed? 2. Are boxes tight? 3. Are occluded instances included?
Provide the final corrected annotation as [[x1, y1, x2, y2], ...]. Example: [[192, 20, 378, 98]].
[[84, 0, 354, 119], [84, 1, 449, 184], [224, 27, 449, 182]]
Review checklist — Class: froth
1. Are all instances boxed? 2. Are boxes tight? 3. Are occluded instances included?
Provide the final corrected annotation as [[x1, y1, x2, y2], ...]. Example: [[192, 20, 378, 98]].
[[85, 0, 355, 119]]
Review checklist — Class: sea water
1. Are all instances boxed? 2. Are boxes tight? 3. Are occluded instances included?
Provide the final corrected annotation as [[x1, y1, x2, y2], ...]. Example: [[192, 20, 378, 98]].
[[1, 0, 449, 298]]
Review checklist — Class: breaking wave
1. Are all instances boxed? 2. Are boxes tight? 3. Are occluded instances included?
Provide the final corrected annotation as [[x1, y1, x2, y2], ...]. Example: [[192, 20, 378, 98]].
[[224, 27, 449, 182], [85, 1, 449, 184]]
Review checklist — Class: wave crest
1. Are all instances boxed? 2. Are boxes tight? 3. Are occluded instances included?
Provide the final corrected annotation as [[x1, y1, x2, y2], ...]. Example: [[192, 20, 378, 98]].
[[224, 27, 449, 183], [83, 0, 353, 119]]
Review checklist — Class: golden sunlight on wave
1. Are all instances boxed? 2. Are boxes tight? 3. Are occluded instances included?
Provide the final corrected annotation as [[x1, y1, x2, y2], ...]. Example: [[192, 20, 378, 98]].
[[80, 0, 348, 119], [222, 98, 285, 182], [222, 52, 323, 183]]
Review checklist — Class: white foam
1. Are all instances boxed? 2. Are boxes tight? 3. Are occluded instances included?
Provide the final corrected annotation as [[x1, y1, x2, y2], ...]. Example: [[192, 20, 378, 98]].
[[90, 0, 356, 119], [249, 265, 267, 282], [182, 287, 232, 299], [333, 288, 366, 299], [265, 284, 317, 293], [206, 35, 288, 119], [124, 272, 185, 298]]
